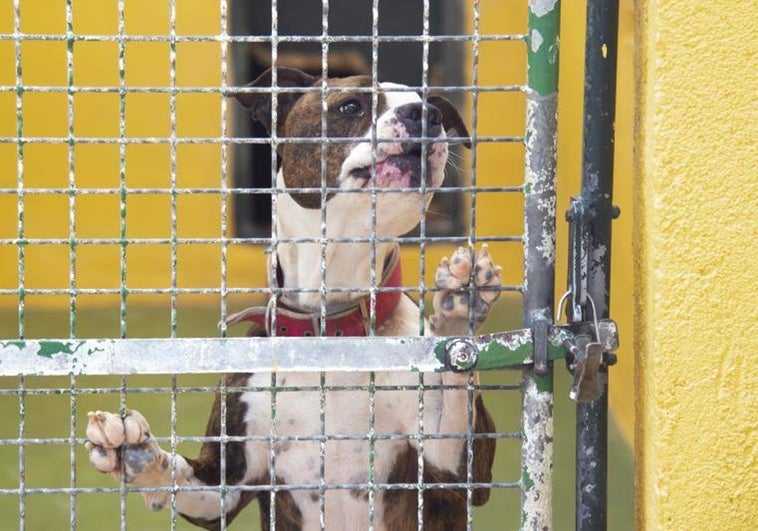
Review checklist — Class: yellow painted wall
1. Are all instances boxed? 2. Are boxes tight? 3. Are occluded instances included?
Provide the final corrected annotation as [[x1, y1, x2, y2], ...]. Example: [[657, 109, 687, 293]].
[[0, 0, 266, 312], [0, 0, 635, 440], [635, 0, 758, 528]]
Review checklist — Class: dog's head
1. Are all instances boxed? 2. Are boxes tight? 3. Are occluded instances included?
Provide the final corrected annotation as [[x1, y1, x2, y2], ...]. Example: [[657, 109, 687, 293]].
[[234, 67, 469, 237]]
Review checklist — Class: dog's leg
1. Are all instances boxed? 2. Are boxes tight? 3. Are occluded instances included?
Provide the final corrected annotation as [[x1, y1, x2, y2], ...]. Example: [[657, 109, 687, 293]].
[[85, 375, 260, 529], [422, 245, 501, 512]]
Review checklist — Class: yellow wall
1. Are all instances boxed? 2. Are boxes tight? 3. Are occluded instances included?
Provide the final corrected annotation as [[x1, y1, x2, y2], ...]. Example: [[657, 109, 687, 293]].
[[635, 0, 758, 528], [0, 0, 265, 310], [0, 1, 635, 439]]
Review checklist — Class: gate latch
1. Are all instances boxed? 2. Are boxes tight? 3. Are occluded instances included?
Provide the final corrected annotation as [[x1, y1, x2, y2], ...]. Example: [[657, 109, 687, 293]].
[[439, 318, 619, 400], [557, 304, 619, 403], [560, 194, 620, 403]]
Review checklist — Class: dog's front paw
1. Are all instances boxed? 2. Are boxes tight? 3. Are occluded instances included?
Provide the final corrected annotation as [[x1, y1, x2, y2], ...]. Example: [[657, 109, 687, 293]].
[[85, 409, 172, 511], [430, 245, 502, 336]]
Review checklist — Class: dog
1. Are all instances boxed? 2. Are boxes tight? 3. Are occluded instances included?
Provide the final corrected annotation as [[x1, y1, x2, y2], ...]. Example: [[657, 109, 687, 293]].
[[85, 67, 502, 530]]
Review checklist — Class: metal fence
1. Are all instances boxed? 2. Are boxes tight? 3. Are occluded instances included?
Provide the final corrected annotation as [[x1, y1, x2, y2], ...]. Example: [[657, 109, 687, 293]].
[[0, 0, 597, 529]]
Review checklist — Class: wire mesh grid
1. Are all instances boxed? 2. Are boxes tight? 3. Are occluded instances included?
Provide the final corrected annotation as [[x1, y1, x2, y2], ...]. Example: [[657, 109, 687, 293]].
[[0, 0, 559, 529]]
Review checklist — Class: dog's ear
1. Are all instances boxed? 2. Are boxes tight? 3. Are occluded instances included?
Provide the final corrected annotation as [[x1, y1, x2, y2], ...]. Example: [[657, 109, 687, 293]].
[[232, 67, 317, 134], [427, 95, 471, 149]]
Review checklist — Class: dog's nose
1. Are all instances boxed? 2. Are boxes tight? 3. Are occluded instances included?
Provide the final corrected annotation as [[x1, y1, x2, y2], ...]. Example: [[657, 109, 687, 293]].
[[395, 103, 443, 152]]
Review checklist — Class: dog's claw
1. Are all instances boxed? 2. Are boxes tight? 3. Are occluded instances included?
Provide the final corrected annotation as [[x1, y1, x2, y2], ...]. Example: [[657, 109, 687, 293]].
[[431, 245, 503, 336]]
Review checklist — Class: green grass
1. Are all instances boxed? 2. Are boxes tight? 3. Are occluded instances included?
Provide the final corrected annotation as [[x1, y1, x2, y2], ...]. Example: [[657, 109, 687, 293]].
[[0, 300, 633, 530]]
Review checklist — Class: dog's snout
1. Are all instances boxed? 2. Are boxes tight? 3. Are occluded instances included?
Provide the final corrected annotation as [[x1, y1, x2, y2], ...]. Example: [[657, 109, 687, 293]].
[[427, 106, 442, 126], [397, 103, 422, 122], [395, 103, 443, 149]]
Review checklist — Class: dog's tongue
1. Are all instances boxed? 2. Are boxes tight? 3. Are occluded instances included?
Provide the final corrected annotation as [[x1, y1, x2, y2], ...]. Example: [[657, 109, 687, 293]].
[[375, 155, 421, 188]]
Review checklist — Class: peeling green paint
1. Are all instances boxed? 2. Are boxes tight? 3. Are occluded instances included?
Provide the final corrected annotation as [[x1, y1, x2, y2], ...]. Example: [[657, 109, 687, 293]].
[[522, 467, 534, 491], [534, 371, 554, 393], [2, 341, 25, 351], [527, 0, 561, 96], [86, 346, 105, 356], [35, 341, 85, 358], [434, 329, 575, 372], [476, 340, 532, 370]]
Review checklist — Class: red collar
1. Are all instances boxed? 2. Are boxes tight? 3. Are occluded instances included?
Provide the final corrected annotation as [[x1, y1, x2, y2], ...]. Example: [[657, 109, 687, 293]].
[[226, 246, 402, 337]]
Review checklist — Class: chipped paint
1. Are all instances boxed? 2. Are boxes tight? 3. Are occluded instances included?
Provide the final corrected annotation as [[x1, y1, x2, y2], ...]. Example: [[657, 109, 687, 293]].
[[521, 377, 554, 529], [495, 328, 533, 351], [0, 327, 604, 377], [2, 340, 25, 351], [529, 0, 558, 17], [525, 94, 559, 267], [531, 29, 544, 53], [438, 328, 536, 371], [522, 0, 560, 527], [0, 337, 452, 376], [36, 341, 85, 358], [591, 244, 608, 301]]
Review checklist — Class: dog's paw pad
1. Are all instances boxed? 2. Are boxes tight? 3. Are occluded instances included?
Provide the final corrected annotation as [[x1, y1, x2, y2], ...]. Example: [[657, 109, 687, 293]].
[[435, 247, 472, 291], [473, 245, 503, 305], [123, 443, 158, 479], [431, 244, 503, 334], [85, 440, 119, 473]]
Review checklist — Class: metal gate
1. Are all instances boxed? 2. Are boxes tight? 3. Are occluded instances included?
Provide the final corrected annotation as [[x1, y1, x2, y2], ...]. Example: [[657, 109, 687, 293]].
[[0, 0, 619, 529]]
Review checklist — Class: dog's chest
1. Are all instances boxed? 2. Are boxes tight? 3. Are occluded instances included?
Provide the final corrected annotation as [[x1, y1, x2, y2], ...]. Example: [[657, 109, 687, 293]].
[[242, 369, 443, 450], [239, 370, 444, 527], [236, 296, 442, 526]]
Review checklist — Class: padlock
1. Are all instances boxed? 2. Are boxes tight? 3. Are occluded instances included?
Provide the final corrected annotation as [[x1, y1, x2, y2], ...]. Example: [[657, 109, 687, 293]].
[[569, 341, 604, 403]]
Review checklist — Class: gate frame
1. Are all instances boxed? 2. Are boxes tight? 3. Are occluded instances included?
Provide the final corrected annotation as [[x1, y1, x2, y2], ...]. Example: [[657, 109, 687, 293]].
[[521, 0, 561, 528], [574, 1, 620, 530]]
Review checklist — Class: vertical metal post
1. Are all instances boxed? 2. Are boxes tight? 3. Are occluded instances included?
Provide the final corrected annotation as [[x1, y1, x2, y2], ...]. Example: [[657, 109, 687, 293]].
[[576, 1, 619, 530], [522, 0, 560, 528]]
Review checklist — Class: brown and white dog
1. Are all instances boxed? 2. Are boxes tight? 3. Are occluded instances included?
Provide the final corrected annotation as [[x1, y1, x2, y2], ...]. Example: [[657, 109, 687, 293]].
[[85, 68, 501, 530]]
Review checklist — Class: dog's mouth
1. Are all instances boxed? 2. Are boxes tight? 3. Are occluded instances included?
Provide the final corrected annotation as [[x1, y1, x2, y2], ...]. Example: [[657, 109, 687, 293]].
[[349, 151, 437, 189]]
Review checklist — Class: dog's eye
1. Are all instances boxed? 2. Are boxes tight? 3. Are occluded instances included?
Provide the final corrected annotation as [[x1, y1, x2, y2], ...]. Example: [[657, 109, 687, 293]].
[[338, 99, 362, 116]]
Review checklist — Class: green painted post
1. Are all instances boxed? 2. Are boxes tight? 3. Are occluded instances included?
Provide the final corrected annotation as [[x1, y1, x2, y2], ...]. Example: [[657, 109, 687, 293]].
[[521, 0, 561, 529]]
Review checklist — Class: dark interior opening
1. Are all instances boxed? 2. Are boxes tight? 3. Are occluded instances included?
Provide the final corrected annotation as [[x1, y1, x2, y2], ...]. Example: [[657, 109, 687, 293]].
[[230, 0, 467, 238]]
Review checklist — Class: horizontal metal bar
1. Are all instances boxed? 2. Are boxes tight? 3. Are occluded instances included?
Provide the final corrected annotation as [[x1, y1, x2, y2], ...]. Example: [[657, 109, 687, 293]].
[[0, 336, 447, 375], [0, 135, 524, 145], [0, 235, 525, 246], [0, 33, 526, 43], [0, 382, 522, 396], [0, 480, 521, 497], [0, 285, 523, 297], [0, 185, 525, 195], [0, 431, 520, 447], [0, 322, 607, 376], [0, 84, 525, 94]]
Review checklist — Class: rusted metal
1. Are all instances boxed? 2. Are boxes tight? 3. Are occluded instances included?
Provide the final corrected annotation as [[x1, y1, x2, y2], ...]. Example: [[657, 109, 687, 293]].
[[522, 0, 561, 527], [574, 0, 620, 529]]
